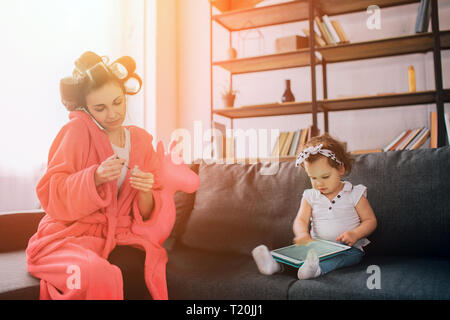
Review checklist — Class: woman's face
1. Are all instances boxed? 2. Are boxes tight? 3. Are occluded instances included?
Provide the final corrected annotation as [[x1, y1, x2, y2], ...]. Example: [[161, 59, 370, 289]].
[[85, 81, 126, 132]]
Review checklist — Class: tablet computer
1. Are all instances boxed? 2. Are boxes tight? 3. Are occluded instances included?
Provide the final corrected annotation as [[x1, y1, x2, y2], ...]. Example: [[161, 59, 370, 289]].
[[270, 239, 351, 268]]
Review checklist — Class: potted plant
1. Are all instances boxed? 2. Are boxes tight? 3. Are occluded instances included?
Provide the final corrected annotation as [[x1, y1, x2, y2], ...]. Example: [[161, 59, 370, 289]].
[[221, 86, 238, 108]]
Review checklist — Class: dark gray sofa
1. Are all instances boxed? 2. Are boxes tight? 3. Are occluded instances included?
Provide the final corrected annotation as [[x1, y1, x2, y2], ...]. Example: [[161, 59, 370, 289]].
[[1, 147, 449, 299]]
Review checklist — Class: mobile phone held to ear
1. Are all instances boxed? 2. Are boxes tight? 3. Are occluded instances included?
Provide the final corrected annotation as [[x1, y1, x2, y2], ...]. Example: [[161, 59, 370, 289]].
[[82, 108, 105, 131]]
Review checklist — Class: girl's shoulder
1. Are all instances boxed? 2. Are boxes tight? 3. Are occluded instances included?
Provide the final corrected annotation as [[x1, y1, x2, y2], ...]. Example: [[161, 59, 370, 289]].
[[343, 181, 368, 206], [302, 188, 320, 205]]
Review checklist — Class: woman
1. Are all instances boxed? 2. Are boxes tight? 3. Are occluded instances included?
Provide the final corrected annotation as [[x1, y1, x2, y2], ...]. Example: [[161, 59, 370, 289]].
[[26, 51, 198, 300]]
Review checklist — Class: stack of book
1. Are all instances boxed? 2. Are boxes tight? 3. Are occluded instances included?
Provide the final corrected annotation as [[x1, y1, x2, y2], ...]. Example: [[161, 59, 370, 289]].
[[272, 126, 313, 157], [382, 127, 430, 151], [304, 15, 349, 47]]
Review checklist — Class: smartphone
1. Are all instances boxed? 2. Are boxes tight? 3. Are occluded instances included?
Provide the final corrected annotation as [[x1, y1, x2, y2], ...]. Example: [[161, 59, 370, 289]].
[[81, 107, 105, 131]]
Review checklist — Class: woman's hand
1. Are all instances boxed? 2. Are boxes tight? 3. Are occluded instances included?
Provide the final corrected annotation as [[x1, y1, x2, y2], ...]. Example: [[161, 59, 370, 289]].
[[94, 154, 126, 187], [336, 230, 358, 247], [129, 166, 154, 193], [130, 166, 155, 221]]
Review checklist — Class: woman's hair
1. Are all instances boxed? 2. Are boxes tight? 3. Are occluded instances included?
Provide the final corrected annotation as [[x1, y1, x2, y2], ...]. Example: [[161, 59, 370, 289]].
[[60, 51, 142, 111], [300, 133, 354, 175]]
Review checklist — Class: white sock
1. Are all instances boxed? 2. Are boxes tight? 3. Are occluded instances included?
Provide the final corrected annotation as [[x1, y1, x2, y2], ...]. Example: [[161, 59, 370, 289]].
[[297, 249, 322, 280], [252, 245, 281, 275]]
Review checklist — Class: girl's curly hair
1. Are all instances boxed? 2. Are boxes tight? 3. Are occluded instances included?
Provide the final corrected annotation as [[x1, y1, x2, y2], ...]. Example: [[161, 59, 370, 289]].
[[299, 133, 354, 175]]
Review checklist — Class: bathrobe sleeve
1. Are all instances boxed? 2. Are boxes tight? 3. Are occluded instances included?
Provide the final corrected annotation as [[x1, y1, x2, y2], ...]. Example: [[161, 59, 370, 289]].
[[36, 119, 112, 222]]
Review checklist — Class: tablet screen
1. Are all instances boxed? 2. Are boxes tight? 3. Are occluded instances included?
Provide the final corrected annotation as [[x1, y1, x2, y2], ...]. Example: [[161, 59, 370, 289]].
[[271, 239, 350, 267]]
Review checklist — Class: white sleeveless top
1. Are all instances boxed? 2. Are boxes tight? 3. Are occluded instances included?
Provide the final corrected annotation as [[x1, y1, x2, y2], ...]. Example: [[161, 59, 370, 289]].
[[110, 127, 130, 192], [302, 181, 371, 251]]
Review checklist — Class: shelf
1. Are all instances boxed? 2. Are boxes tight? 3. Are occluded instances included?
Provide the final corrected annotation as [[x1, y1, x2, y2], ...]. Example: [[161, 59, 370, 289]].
[[321, 90, 439, 112], [212, 1, 309, 31], [212, 0, 418, 31], [213, 101, 320, 119], [213, 90, 450, 119], [213, 31, 450, 74], [319, 31, 450, 63], [316, 0, 418, 17], [213, 49, 318, 74]]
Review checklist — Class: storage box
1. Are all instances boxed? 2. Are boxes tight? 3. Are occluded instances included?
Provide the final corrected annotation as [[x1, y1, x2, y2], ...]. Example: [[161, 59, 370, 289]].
[[275, 35, 309, 53]]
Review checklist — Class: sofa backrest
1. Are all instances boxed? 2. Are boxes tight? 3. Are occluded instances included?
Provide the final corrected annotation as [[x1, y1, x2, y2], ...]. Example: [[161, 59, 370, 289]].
[[0, 210, 45, 253], [180, 160, 310, 255], [174, 148, 450, 257], [347, 148, 450, 257]]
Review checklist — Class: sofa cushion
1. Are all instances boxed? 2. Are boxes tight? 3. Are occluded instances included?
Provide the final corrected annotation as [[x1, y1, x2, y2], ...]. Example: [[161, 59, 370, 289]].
[[287, 255, 450, 300], [181, 160, 311, 255], [0, 251, 40, 300], [166, 244, 297, 299], [346, 148, 450, 257]]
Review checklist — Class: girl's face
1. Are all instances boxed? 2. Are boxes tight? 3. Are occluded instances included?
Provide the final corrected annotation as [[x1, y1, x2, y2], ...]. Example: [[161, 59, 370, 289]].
[[304, 156, 345, 196], [85, 81, 126, 132]]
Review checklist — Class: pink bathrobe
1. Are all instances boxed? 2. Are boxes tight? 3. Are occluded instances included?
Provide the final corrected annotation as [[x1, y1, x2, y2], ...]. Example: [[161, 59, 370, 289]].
[[26, 110, 199, 300]]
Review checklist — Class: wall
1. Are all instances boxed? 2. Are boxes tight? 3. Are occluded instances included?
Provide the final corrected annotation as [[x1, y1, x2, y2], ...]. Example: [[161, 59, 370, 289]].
[[176, 0, 450, 157]]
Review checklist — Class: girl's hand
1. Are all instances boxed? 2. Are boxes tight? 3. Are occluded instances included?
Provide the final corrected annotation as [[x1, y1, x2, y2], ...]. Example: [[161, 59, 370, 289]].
[[293, 234, 314, 246], [94, 154, 126, 187], [129, 166, 154, 193], [336, 230, 358, 247]]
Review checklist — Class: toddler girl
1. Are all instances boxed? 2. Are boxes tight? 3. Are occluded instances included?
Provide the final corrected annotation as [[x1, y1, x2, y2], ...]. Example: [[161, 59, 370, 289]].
[[252, 133, 377, 280]]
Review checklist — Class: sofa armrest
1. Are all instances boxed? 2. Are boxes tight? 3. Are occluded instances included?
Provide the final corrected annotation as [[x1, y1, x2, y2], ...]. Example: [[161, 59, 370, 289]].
[[0, 210, 45, 253]]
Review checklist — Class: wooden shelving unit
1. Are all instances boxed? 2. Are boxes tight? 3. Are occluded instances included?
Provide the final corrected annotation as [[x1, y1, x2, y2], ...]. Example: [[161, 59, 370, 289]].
[[210, 0, 449, 151]]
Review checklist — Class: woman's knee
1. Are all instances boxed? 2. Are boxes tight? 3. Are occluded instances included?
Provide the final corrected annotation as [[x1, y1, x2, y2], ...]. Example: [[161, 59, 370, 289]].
[[82, 251, 124, 299]]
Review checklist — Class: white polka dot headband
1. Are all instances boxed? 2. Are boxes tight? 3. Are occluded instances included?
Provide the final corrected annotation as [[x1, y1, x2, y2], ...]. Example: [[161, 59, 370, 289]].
[[295, 144, 343, 167]]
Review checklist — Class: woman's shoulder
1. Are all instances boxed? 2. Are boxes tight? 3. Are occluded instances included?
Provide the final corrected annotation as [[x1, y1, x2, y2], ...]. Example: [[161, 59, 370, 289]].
[[126, 125, 154, 144], [54, 117, 89, 141]]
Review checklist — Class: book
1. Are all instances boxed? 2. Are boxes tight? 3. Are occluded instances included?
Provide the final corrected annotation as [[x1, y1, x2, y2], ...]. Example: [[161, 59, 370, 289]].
[[397, 127, 423, 150], [445, 113, 450, 145], [307, 125, 315, 141], [296, 128, 309, 155], [430, 111, 438, 148], [331, 20, 349, 43], [383, 130, 407, 152], [275, 132, 288, 156], [321, 21, 336, 45], [420, 0, 431, 33], [405, 127, 426, 150], [322, 15, 341, 44], [315, 16, 333, 45], [281, 131, 295, 156], [415, 0, 431, 33], [409, 128, 430, 150], [288, 130, 301, 156], [389, 129, 412, 151], [415, 0, 425, 33], [302, 28, 326, 47], [272, 132, 284, 156]]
